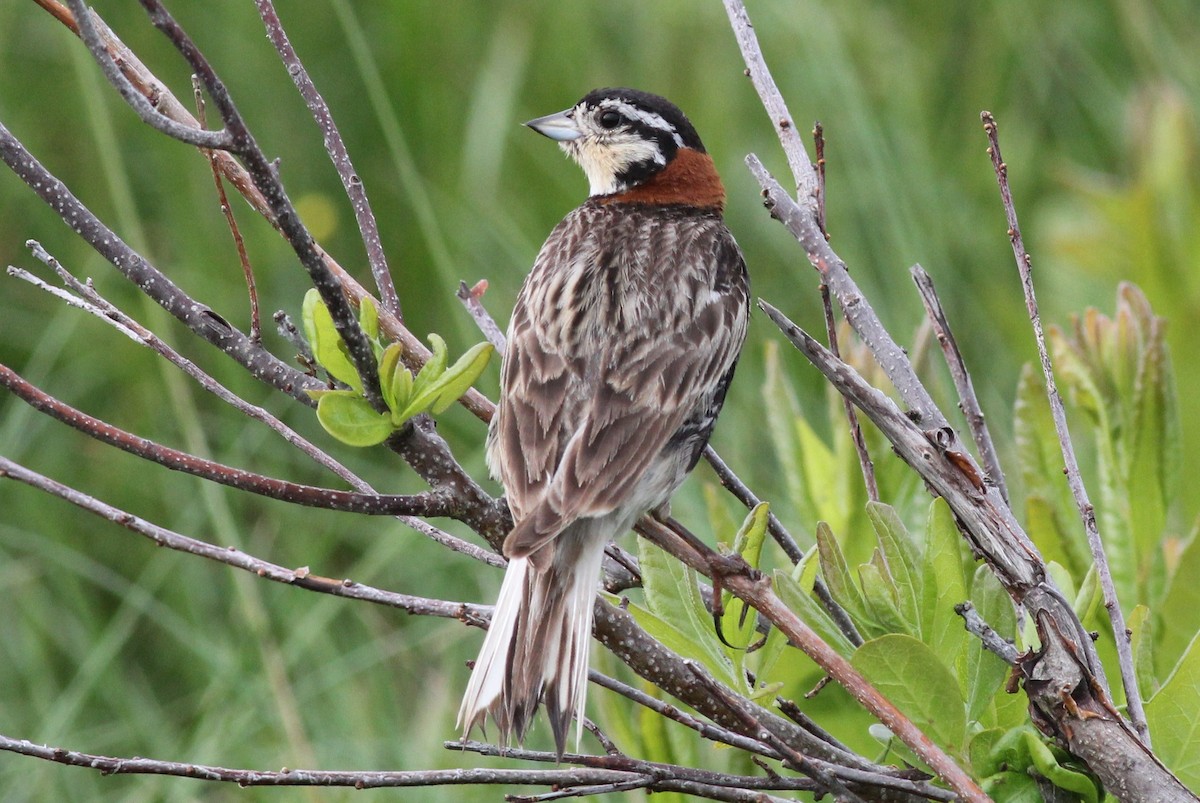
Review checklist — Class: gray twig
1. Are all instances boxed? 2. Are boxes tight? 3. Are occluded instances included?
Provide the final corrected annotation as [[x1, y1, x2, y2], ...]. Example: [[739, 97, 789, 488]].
[[0, 455, 485, 620], [456, 280, 508, 351], [980, 110, 1147, 746], [955, 602, 1019, 665], [911, 264, 1009, 504], [254, 0, 401, 322]]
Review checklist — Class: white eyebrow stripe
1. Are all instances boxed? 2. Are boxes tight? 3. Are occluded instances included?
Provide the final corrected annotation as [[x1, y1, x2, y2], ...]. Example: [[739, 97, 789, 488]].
[[601, 100, 685, 148]]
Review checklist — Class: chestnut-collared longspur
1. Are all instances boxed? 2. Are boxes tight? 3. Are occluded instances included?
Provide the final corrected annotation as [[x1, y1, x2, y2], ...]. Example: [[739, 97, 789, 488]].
[[459, 88, 750, 755]]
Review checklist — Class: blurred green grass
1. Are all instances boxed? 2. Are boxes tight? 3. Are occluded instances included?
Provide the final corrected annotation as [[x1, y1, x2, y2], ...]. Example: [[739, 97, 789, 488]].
[[0, 0, 1197, 799]]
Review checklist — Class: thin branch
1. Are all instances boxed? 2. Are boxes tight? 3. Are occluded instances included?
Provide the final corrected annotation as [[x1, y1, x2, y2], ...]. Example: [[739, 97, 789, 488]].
[[125, 0, 385, 413], [0, 122, 318, 404], [911, 264, 1008, 504], [759, 304, 1191, 800], [685, 665, 863, 802], [0, 732, 642, 790], [821, 283, 880, 503], [10, 244, 498, 567], [457, 280, 508, 351], [0, 455, 485, 621], [587, 670, 782, 760], [253, 0, 401, 322], [61, 0, 231, 149], [701, 444, 863, 646], [955, 602, 1019, 665], [635, 516, 989, 802], [0, 362, 460, 520], [30, 0, 495, 423], [722, 0, 813, 193], [193, 75, 262, 343], [980, 110, 1147, 745]]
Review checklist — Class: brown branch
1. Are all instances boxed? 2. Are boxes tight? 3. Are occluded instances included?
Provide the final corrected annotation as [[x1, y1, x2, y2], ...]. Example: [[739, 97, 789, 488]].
[[0, 362, 461, 520], [0, 455, 484, 621], [30, 0, 495, 423], [911, 264, 1008, 504], [193, 76, 262, 343], [980, 110, 1148, 746], [635, 516, 988, 802]]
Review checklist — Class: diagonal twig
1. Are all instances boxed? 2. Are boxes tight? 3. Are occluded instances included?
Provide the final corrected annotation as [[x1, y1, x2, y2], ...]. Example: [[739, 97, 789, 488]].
[[980, 110, 1147, 745], [911, 264, 1009, 504], [253, 0, 401, 323]]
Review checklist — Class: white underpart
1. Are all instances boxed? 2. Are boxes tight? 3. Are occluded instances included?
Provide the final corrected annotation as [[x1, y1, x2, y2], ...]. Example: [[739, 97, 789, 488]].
[[564, 136, 665, 196]]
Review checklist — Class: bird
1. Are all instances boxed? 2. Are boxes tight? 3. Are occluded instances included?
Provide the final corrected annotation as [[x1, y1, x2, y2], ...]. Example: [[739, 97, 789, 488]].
[[458, 87, 750, 757]]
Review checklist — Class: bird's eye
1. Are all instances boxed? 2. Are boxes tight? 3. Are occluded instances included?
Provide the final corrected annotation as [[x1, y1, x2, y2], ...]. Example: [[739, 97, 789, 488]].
[[597, 110, 622, 129]]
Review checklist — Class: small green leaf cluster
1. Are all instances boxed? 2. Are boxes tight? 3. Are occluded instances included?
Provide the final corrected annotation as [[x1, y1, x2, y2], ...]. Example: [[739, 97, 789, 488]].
[[301, 290, 493, 446]]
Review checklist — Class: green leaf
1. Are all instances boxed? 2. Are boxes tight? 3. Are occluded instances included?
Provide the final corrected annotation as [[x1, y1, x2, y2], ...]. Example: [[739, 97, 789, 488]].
[[967, 566, 1017, 724], [1160, 526, 1200, 674], [851, 634, 967, 751], [1128, 604, 1157, 699], [636, 540, 739, 688], [771, 568, 857, 659], [377, 343, 404, 411], [1022, 729, 1101, 803], [858, 558, 909, 635], [429, 341, 493, 414], [358, 295, 380, 342], [390, 361, 414, 422], [1013, 364, 1090, 577], [816, 521, 869, 628], [412, 332, 450, 395], [867, 501, 920, 630], [302, 289, 362, 392], [1146, 629, 1200, 790], [315, 390, 394, 446], [921, 498, 968, 677]]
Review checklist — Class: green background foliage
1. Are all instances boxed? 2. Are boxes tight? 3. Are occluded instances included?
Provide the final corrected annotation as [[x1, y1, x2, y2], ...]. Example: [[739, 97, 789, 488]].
[[1, 0, 1198, 799]]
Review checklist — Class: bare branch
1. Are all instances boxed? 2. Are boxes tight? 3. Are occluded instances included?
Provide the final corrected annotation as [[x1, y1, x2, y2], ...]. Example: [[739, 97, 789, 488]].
[[0, 455, 484, 621], [758, 304, 1193, 799], [0, 732, 642, 790], [635, 516, 989, 802], [11, 243, 498, 566], [253, 0, 401, 322], [0, 122, 317, 405], [0, 362, 460, 519], [587, 670, 781, 759], [955, 602, 1019, 665], [980, 110, 1148, 746], [126, 0, 385, 412], [911, 264, 1009, 503], [193, 76, 262, 343], [457, 280, 508, 351], [60, 0, 231, 149]]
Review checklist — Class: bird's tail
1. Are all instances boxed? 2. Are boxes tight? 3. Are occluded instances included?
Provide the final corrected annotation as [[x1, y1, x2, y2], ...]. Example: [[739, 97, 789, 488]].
[[457, 524, 609, 756]]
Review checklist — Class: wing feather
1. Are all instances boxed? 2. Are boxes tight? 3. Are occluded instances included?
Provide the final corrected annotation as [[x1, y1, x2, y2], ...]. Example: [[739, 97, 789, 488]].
[[489, 204, 749, 560]]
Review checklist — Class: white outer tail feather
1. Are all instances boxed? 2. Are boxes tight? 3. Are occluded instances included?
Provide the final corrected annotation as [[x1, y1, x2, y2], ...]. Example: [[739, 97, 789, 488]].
[[458, 529, 610, 754]]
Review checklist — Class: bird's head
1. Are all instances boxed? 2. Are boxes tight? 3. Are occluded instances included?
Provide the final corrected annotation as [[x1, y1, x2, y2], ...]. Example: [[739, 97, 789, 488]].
[[526, 88, 724, 209]]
